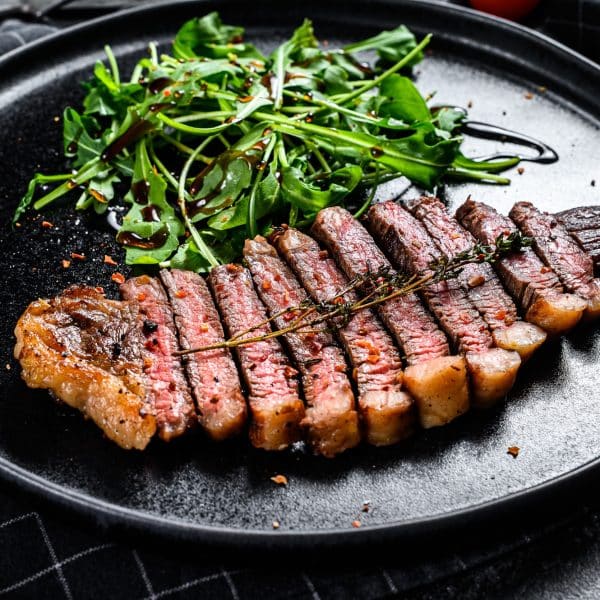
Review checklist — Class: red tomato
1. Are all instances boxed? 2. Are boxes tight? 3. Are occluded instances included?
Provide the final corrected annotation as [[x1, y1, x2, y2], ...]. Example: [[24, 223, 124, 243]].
[[469, 0, 541, 21]]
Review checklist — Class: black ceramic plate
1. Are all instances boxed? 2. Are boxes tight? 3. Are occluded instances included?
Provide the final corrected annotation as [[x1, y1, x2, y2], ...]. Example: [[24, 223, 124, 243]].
[[0, 0, 599, 551]]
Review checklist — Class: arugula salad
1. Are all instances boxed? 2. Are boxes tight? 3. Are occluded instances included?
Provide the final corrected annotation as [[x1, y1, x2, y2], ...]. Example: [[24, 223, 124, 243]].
[[15, 13, 520, 272]]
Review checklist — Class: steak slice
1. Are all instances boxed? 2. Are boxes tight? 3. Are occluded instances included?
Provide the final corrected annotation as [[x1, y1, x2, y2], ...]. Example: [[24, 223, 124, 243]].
[[209, 264, 305, 450], [406, 196, 546, 361], [557, 206, 600, 274], [273, 227, 415, 446], [510, 201, 600, 320], [368, 201, 520, 408], [457, 199, 586, 336], [311, 207, 469, 428], [243, 236, 360, 457], [14, 286, 156, 450], [120, 276, 195, 441], [160, 269, 247, 441]]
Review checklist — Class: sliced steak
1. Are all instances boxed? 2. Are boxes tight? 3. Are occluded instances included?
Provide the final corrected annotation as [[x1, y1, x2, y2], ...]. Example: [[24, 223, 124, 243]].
[[556, 205, 600, 274], [457, 199, 586, 336], [311, 207, 468, 427], [510, 201, 600, 320], [14, 286, 157, 449], [209, 264, 305, 450], [120, 276, 195, 441], [368, 201, 520, 407], [406, 196, 546, 361], [243, 236, 360, 457], [160, 269, 247, 441], [273, 227, 415, 446]]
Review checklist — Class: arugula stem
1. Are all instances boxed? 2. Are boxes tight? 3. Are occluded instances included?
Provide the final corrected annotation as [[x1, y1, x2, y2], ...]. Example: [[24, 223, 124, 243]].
[[247, 134, 277, 238], [104, 45, 120, 86], [331, 34, 432, 105]]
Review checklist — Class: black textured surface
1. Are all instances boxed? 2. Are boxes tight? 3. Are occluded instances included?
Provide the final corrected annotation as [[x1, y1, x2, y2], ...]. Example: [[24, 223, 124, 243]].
[[0, 0, 599, 548], [1, 1, 600, 596]]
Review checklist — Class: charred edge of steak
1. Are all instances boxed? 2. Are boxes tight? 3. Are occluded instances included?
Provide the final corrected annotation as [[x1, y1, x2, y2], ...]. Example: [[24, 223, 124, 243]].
[[406, 196, 519, 332], [510, 202, 599, 303], [160, 269, 247, 441], [14, 286, 157, 450], [120, 276, 195, 441], [209, 264, 304, 450], [243, 236, 360, 456], [311, 206, 449, 365], [556, 206, 600, 277], [273, 227, 415, 445], [367, 201, 493, 355]]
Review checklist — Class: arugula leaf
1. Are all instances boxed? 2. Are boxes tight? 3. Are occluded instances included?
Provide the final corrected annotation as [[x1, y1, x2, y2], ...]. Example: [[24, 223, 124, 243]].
[[378, 74, 431, 123], [63, 107, 104, 167], [173, 12, 264, 60], [344, 25, 423, 66]]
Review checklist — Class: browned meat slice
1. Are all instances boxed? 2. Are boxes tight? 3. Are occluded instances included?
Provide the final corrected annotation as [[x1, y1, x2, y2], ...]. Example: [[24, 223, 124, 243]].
[[457, 199, 586, 336], [311, 207, 468, 427], [14, 286, 156, 450], [120, 276, 195, 441], [209, 264, 305, 450], [160, 269, 247, 441], [511, 201, 600, 320], [557, 206, 600, 274], [367, 201, 521, 408], [273, 227, 415, 446], [243, 236, 360, 457], [406, 196, 546, 361]]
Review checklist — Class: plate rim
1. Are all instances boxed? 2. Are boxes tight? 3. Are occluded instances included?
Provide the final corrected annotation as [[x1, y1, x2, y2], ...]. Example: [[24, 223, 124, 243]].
[[1, 0, 599, 549]]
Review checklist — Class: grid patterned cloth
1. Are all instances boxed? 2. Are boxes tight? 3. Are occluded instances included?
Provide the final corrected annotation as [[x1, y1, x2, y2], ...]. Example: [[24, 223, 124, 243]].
[[1, 1, 600, 599]]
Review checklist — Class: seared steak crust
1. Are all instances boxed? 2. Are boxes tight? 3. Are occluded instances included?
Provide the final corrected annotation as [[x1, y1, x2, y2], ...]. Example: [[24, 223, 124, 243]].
[[406, 196, 519, 332], [209, 264, 305, 450], [367, 201, 494, 355], [273, 227, 415, 446], [557, 205, 600, 273], [120, 276, 195, 441], [243, 236, 360, 457], [310, 206, 449, 365], [160, 269, 247, 441], [510, 202, 600, 319], [14, 286, 156, 450]]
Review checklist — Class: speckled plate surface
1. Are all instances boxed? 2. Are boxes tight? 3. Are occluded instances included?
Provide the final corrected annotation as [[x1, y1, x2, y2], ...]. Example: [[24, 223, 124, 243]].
[[0, 0, 599, 550]]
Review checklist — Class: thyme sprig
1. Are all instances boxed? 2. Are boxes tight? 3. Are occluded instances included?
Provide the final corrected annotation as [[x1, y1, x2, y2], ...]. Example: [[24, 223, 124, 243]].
[[173, 230, 531, 356]]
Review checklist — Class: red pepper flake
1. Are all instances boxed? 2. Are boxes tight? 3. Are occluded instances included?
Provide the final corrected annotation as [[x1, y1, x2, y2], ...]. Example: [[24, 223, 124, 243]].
[[318, 250, 329, 260], [70, 252, 85, 261], [94, 287, 104, 294], [517, 167, 525, 175], [333, 296, 345, 305], [111, 272, 125, 284], [524, 92, 534, 100], [61, 259, 71, 269], [198, 323, 209, 333], [270, 474, 288, 486], [41, 220, 53, 229], [507, 446, 520, 458], [175, 289, 187, 298], [283, 310, 297, 322], [104, 254, 118, 266], [137, 292, 147, 302], [351, 520, 361, 528], [226, 264, 241, 273], [284, 366, 298, 378], [261, 280, 272, 291], [540, 266, 552, 274], [272, 520, 280, 530], [366, 354, 380, 364], [495, 309, 507, 320], [163, 89, 171, 97], [334, 364, 346, 372]]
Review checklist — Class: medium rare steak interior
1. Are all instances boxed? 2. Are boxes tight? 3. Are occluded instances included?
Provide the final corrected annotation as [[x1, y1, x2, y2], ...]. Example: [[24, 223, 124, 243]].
[[13, 200, 600, 455]]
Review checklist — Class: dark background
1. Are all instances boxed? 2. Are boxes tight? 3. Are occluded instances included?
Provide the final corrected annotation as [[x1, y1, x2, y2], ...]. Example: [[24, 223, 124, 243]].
[[1, 1, 600, 598]]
